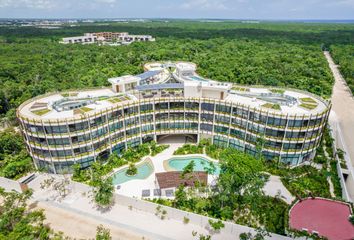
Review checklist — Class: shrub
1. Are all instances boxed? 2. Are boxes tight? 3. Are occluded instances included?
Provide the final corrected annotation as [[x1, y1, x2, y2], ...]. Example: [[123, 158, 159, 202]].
[[126, 163, 137, 176], [208, 219, 225, 231]]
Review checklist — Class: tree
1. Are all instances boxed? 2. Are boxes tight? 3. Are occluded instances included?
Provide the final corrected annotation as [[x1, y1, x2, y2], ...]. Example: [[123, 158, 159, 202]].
[[0, 188, 53, 239], [216, 148, 265, 201], [96, 225, 112, 240], [174, 185, 188, 208], [0, 129, 33, 179], [126, 163, 137, 176], [204, 161, 217, 175], [181, 160, 195, 179], [93, 176, 114, 208], [2, 151, 33, 179]]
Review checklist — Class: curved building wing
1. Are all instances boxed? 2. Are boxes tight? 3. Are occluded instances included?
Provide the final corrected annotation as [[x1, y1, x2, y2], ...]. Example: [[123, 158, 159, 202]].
[[17, 62, 330, 173]]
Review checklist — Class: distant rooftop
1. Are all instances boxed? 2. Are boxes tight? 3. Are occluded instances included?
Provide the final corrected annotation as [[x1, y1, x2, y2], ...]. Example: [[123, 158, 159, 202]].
[[135, 70, 162, 81]]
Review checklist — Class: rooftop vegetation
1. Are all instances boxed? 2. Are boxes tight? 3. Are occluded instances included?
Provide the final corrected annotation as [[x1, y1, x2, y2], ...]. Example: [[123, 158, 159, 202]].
[[107, 97, 122, 103], [300, 97, 317, 104], [261, 103, 281, 110], [79, 106, 93, 112], [299, 97, 318, 110], [299, 103, 317, 110], [270, 89, 285, 94], [61, 92, 79, 98], [232, 86, 250, 92], [31, 108, 51, 116]]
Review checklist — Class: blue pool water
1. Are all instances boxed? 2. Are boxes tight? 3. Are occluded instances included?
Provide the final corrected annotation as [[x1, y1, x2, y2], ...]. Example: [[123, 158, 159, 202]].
[[167, 156, 220, 175], [112, 162, 153, 185], [189, 76, 208, 82]]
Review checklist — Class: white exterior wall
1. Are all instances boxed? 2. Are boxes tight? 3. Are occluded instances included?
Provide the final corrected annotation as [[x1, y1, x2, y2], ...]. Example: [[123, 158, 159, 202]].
[[202, 89, 223, 99], [0, 176, 23, 192], [184, 84, 202, 98]]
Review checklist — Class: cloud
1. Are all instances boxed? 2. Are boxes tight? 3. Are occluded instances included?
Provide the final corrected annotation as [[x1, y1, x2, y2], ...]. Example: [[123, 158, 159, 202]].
[[328, 0, 354, 8], [0, 0, 56, 9], [94, 0, 117, 4], [180, 0, 228, 10], [0, 0, 118, 10]]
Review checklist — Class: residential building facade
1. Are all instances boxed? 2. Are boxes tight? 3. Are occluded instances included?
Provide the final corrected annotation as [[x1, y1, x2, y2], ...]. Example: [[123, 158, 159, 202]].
[[17, 62, 330, 173]]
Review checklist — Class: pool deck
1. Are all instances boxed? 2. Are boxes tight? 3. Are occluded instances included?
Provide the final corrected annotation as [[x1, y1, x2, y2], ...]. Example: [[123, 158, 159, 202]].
[[113, 142, 294, 204], [114, 142, 186, 197]]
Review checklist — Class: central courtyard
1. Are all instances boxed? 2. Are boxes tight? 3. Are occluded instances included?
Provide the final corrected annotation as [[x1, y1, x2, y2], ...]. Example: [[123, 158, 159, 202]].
[[111, 135, 219, 198], [108, 135, 294, 204]]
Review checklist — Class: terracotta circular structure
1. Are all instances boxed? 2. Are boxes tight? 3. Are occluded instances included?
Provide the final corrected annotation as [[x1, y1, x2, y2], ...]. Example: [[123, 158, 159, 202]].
[[289, 198, 354, 240]]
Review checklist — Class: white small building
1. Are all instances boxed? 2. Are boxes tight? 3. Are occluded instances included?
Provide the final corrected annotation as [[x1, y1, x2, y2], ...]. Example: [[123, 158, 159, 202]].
[[108, 75, 140, 93], [60, 32, 155, 45], [60, 33, 97, 44]]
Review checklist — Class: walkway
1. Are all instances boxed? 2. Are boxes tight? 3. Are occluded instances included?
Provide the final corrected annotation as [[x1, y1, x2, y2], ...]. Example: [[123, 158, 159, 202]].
[[324, 51, 354, 201], [113, 137, 186, 197], [27, 174, 289, 240], [263, 175, 295, 204], [34, 201, 143, 240]]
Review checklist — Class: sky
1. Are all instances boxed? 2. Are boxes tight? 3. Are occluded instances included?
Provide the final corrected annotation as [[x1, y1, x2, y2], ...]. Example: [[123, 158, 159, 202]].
[[0, 0, 354, 19]]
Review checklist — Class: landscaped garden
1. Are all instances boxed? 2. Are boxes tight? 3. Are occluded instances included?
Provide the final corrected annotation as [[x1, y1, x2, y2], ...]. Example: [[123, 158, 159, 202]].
[[72, 141, 168, 185], [151, 134, 346, 237]]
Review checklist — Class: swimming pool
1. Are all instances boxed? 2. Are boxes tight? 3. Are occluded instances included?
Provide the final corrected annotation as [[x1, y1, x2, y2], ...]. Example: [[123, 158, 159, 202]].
[[188, 76, 208, 82], [112, 161, 154, 185], [166, 156, 220, 175]]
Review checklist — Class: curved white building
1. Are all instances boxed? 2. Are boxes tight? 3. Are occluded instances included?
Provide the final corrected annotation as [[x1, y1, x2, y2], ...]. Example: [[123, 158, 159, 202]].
[[17, 62, 330, 173]]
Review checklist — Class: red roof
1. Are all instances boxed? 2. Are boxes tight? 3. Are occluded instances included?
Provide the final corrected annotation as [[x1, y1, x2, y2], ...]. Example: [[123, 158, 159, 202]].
[[155, 171, 207, 189], [289, 198, 354, 240]]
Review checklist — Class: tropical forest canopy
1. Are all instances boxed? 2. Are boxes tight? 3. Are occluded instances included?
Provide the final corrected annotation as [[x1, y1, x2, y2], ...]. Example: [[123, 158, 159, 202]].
[[1, 20, 354, 122]]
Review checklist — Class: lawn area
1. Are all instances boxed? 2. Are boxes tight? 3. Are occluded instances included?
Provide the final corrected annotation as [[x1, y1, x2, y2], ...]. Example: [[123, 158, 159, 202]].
[[270, 89, 285, 94], [261, 103, 281, 110], [61, 92, 79, 98], [300, 103, 318, 110], [79, 106, 93, 112], [107, 97, 122, 103], [31, 108, 51, 116], [300, 97, 317, 104], [299, 97, 318, 110], [232, 86, 250, 92]]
